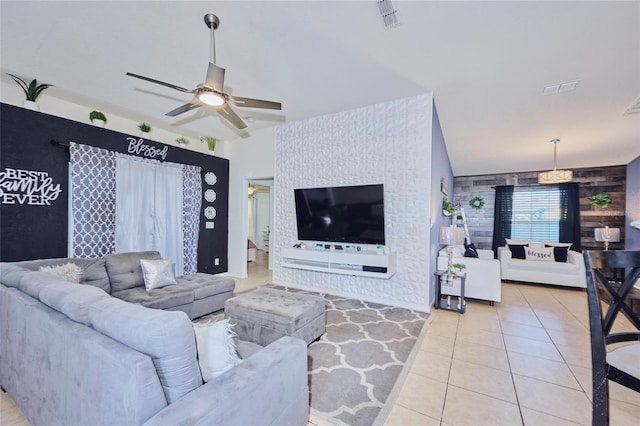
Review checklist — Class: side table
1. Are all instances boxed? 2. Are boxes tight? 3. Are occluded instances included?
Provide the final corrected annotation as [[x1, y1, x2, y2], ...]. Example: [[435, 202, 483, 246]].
[[434, 271, 466, 314]]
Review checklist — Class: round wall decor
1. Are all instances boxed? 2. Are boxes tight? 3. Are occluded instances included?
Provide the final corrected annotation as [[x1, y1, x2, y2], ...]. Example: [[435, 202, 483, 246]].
[[204, 189, 217, 202], [205, 172, 217, 186], [204, 206, 217, 220]]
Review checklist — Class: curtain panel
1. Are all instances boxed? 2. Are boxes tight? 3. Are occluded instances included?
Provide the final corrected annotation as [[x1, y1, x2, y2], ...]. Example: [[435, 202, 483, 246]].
[[182, 165, 202, 274], [492, 185, 514, 255], [558, 182, 581, 251], [70, 143, 116, 258], [114, 155, 185, 275], [70, 143, 202, 273]]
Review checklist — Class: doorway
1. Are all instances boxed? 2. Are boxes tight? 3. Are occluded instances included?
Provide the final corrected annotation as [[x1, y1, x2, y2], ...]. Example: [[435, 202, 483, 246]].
[[247, 179, 273, 281]]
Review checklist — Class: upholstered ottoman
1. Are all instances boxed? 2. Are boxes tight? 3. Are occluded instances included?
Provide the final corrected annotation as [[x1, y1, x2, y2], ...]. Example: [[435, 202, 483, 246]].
[[224, 287, 325, 346]]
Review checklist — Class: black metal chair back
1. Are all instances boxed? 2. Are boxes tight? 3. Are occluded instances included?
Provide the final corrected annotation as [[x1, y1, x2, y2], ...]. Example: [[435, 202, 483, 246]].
[[583, 250, 640, 426]]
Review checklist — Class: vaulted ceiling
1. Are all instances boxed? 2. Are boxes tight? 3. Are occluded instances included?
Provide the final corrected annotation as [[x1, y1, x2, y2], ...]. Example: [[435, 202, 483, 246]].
[[1, 1, 638, 176]]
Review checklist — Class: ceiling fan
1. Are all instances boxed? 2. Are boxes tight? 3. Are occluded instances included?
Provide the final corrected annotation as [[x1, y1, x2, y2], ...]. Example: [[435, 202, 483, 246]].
[[126, 13, 281, 130]]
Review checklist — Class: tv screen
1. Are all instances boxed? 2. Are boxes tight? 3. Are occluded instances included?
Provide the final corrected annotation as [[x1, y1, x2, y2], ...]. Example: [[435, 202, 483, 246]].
[[294, 184, 385, 245]]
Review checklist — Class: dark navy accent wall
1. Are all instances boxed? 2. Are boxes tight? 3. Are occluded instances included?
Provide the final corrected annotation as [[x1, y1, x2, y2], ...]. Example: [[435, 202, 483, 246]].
[[0, 103, 229, 273]]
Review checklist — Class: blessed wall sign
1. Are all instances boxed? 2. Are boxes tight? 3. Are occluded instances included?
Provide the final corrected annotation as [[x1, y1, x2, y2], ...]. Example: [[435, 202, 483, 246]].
[[0, 167, 62, 205], [126, 137, 168, 160]]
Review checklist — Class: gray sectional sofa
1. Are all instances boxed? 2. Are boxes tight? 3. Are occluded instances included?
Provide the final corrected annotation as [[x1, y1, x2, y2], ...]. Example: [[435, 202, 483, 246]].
[[7, 251, 236, 319], [0, 254, 310, 426]]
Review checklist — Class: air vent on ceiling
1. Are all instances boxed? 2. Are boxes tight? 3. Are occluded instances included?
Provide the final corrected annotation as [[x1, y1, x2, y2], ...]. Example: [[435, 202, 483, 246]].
[[543, 80, 580, 95], [623, 95, 640, 115], [377, 0, 399, 28]]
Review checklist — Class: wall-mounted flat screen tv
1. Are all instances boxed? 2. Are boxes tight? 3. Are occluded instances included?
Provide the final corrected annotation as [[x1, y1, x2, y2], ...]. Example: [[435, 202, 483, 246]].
[[294, 184, 385, 245]]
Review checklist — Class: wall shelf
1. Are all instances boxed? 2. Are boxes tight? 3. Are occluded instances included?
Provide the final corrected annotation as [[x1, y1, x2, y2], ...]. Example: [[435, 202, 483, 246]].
[[281, 247, 396, 279]]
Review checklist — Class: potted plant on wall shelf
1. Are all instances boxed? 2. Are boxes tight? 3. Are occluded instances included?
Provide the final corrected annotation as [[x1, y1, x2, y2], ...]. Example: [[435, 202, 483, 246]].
[[138, 122, 151, 138], [588, 193, 611, 209], [442, 198, 456, 217], [204, 136, 217, 153], [89, 111, 107, 127], [7, 73, 54, 112], [176, 137, 189, 147]]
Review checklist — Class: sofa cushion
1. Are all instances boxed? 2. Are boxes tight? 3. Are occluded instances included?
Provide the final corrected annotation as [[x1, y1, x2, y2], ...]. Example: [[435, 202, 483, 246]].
[[112, 285, 194, 310], [140, 259, 178, 291], [175, 274, 235, 300], [0, 264, 30, 288], [89, 297, 203, 404], [6, 258, 111, 293], [76, 258, 111, 293], [38, 280, 110, 325], [506, 258, 579, 274], [105, 251, 161, 292], [18, 271, 63, 299]]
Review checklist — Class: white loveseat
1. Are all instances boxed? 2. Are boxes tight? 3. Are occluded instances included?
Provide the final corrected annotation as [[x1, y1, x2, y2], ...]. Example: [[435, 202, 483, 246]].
[[437, 246, 501, 304], [498, 246, 587, 288]]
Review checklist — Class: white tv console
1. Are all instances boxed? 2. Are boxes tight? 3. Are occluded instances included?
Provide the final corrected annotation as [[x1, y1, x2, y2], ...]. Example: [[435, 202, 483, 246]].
[[281, 246, 396, 279]]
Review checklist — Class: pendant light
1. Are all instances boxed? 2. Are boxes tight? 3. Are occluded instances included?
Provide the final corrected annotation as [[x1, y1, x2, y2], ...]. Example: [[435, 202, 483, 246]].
[[538, 139, 573, 184]]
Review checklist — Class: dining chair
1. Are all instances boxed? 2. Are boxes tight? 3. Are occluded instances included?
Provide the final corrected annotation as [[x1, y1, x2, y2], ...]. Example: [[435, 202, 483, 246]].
[[583, 250, 640, 426]]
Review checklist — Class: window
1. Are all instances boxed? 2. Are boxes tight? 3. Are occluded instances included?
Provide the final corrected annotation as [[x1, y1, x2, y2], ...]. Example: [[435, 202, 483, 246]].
[[511, 187, 561, 244], [492, 183, 581, 253]]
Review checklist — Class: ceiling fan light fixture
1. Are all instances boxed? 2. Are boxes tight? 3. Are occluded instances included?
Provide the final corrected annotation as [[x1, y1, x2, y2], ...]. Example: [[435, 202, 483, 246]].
[[198, 92, 225, 106], [538, 139, 573, 184]]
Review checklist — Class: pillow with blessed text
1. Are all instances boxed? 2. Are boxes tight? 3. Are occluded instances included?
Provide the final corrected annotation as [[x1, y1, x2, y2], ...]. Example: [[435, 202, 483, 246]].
[[525, 246, 555, 262]]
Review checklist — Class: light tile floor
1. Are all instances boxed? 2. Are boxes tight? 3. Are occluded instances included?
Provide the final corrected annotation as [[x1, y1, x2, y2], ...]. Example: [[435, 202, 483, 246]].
[[2, 259, 639, 426], [384, 282, 640, 426]]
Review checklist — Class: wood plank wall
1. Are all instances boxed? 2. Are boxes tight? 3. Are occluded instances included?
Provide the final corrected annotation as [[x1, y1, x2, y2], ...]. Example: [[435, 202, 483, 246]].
[[453, 165, 627, 252]]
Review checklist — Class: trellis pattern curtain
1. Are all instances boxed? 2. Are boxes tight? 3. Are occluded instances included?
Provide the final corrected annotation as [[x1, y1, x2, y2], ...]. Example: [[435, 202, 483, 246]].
[[70, 143, 116, 258], [182, 165, 202, 274], [69, 143, 202, 273]]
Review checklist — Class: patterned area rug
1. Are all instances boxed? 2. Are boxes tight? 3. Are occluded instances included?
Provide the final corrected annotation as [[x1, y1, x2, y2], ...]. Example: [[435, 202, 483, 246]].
[[267, 285, 429, 426]]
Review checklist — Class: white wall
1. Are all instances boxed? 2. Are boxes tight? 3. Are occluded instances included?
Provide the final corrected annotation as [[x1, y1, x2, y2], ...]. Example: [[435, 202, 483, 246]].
[[226, 127, 275, 278], [273, 94, 434, 311]]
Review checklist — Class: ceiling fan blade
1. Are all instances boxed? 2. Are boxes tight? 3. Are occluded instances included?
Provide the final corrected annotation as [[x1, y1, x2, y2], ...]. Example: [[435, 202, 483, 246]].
[[126, 72, 194, 93], [205, 62, 225, 92], [229, 95, 281, 110], [215, 102, 247, 129], [166, 98, 201, 117]]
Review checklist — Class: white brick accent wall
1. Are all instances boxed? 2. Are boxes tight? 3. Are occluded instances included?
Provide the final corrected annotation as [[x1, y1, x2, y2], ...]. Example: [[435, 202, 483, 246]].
[[273, 94, 433, 310]]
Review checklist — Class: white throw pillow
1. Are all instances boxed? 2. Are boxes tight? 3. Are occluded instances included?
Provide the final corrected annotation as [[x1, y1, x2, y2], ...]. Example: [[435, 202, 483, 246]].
[[139, 258, 177, 291], [506, 239, 531, 246], [525, 246, 555, 262], [193, 319, 241, 382], [542, 241, 572, 249], [40, 263, 82, 283]]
